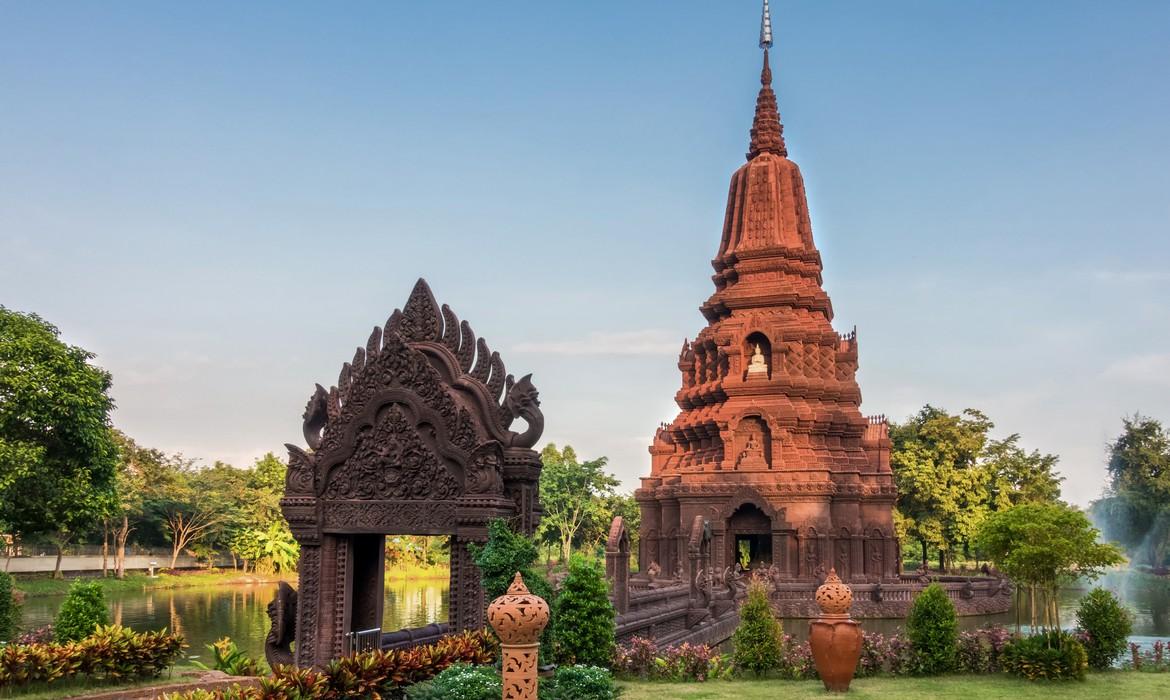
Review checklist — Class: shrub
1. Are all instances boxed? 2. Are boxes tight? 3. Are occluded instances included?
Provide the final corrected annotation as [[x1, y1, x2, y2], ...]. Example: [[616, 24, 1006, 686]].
[[0, 625, 183, 688], [405, 664, 500, 700], [545, 664, 618, 700], [469, 519, 556, 658], [906, 583, 957, 675], [956, 626, 1011, 674], [193, 637, 264, 676], [54, 580, 109, 642], [1076, 587, 1133, 670], [0, 572, 19, 641], [732, 579, 782, 675], [1002, 630, 1087, 681], [14, 625, 53, 645], [553, 555, 615, 667], [164, 629, 496, 699], [776, 634, 816, 680], [612, 637, 731, 682]]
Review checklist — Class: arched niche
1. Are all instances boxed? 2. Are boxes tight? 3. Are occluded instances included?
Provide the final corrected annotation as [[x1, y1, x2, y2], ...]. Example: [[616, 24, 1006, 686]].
[[726, 503, 772, 571], [743, 331, 772, 380], [734, 415, 771, 469]]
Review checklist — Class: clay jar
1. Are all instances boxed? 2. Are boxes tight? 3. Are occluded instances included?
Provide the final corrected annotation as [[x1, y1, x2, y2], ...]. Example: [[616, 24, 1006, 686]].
[[808, 568, 863, 692]]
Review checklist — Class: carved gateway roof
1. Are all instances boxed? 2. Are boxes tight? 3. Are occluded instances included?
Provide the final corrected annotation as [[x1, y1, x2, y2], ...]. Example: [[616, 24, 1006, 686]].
[[283, 279, 544, 517]]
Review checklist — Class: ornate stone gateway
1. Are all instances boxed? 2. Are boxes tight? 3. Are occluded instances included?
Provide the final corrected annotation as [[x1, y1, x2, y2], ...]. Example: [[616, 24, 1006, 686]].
[[268, 279, 544, 668]]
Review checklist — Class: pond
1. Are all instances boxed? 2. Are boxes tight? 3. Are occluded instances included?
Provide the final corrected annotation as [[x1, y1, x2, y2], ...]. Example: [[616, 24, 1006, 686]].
[[19, 571, 1170, 662], [20, 577, 449, 663]]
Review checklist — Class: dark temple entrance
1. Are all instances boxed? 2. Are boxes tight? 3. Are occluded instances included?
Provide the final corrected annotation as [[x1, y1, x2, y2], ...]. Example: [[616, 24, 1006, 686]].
[[267, 279, 546, 668], [727, 503, 772, 571]]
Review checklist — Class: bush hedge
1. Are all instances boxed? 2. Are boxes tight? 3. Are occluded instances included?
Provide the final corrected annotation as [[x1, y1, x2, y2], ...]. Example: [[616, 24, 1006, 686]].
[[553, 555, 615, 667], [612, 637, 732, 682], [0, 625, 183, 688], [0, 571, 19, 642], [1002, 630, 1088, 681], [53, 580, 109, 643], [906, 583, 958, 675], [732, 578, 783, 675], [164, 629, 496, 700], [1076, 587, 1133, 670]]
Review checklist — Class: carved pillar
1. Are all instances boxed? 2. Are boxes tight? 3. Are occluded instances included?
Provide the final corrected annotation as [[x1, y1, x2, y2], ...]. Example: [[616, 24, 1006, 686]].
[[451, 537, 486, 631], [488, 573, 550, 700], [293, 544, 321, 668], [777, 531, 791, 576], [850, 534, 865, 583]]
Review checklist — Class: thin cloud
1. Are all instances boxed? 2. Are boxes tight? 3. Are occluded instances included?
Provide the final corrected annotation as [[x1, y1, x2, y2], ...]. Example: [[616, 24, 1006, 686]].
[[513, 330, 681, 356], [1103, 353, 1170, 387], [1089, 269, 1170, 284]]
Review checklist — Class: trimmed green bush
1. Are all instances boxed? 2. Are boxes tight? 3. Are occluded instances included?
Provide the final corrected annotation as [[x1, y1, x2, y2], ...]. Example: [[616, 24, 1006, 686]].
[[553, 555, 615, 667], [405, 664, 500, 700], [1076, 587, 1133, 670], [1003, 630, 1088, 681], [54, 580, 109, 642], [906, 583, 957, 675], [732, 578, 782, 675], [546, 664, 618, 699], [0, 571, 19, 641]]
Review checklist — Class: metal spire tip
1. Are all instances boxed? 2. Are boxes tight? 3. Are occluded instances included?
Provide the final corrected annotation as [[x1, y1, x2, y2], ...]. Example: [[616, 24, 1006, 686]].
[[759, 0, 774, 49]]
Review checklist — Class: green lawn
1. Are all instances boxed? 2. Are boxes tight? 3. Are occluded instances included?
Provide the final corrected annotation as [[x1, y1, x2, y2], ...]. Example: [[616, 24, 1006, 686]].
[[619, 673, 1170, 699]]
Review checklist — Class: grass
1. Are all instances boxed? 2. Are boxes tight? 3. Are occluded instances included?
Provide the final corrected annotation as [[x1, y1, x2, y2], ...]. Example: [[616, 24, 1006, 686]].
[[0, 666, 201, 699], [618, 673, 1170, 699], [385, 562, 449, 581], [13, 570, 292, 598]]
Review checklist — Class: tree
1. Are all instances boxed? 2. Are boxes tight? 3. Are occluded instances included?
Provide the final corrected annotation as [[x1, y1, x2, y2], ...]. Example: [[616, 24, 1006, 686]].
[[732, 578, 783, 675], [906, 583, 957, 674], [976, 502, 1125, 633], [141, 456, 230, 569], [891, 405, 1064, 572], [552, 555, 615, 667], [537, 444, 619, 563], [0, 307, 118, 578], [891, 406, 992, 571], [1092, 415, 1170, 567]]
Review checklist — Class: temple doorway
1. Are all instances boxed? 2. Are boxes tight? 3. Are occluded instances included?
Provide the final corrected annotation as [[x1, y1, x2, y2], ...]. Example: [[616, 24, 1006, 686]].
[[727, 503, 772, 571]]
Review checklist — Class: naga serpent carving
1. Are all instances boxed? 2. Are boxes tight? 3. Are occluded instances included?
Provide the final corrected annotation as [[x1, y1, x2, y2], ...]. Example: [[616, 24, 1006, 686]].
[[265, 581, 297, 668]]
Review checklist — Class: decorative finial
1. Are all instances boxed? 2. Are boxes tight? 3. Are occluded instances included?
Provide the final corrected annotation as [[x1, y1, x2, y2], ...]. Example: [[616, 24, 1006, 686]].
[[759, 0, 774, 49]]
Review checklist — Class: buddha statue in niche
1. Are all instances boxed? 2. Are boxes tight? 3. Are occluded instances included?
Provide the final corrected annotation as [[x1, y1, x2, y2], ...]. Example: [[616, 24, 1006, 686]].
[[747, 343, 769, 377]]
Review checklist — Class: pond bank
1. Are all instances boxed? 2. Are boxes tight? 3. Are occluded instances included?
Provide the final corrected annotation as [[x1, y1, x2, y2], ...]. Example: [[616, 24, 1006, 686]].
[[13, 571, 294, 599]]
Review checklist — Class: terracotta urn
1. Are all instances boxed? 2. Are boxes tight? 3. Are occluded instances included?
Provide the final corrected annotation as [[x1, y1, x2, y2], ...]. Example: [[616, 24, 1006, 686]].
[[808, 568, 863, 692], [487, 572, 550, 700]]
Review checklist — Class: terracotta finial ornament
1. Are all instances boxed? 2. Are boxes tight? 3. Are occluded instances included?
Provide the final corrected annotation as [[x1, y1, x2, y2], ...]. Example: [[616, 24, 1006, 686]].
[[814, 567, 854, 617], [809, 567, 863, 692], [747, 48, 786, 160], [488, 573, 550, 699]]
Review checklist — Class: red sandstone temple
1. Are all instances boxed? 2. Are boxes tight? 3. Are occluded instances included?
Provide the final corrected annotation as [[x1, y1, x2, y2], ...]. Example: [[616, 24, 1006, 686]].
[[636, 27, 900, 585]]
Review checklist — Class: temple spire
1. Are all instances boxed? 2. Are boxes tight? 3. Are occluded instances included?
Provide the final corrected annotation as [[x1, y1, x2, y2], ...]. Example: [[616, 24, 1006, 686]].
[[760, 0, 774, 49], [747, 1, 786, 160]]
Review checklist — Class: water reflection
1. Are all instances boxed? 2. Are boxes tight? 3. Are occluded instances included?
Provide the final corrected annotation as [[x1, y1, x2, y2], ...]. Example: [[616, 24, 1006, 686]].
[[21, 578, 451, 662], [18, 572, 1170, 660]]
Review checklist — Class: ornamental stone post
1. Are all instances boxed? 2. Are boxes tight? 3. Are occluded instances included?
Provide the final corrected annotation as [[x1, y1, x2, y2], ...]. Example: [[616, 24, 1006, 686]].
[[487, 573, 550, 700]]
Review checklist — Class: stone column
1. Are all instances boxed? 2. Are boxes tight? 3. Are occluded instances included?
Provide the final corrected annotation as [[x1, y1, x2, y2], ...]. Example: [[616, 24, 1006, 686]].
[[488, 573, 551, 700]]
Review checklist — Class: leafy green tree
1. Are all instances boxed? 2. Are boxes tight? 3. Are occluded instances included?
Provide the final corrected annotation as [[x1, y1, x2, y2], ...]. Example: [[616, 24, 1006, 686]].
[[906, 583, 958, 675], [141, 455, 230, 569], [469, 519, 555, 659], [976, 502, 1125, 633], [891, 405, 1064, 572], [1092, 415, 1170, 567], [1075, 587, 1133, 670], [732, 578, 782, 675], [0, 307, 118, 578], [552, 555, 615, 667], [891, 407, 991, 571], [54, 580, 109, 642], [538, 444, 619, 563]]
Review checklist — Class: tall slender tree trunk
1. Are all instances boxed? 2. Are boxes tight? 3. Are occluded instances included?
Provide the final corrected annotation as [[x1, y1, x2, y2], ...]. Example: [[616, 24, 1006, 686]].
[[101, 520, 110, 577], [115, 515, 130, 579], [921, 539, 928, 572], [53, 541, 64, 579]]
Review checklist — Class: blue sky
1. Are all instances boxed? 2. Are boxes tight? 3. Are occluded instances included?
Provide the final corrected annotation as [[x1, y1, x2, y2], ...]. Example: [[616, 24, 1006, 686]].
[[2, 1, 1167, 506]]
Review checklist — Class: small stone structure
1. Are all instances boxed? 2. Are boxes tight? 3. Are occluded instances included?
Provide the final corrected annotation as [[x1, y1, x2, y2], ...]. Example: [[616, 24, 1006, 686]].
[[270, 279, 545, 668], [488, 573, 550, 700], [809, 568, 862, 692]]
